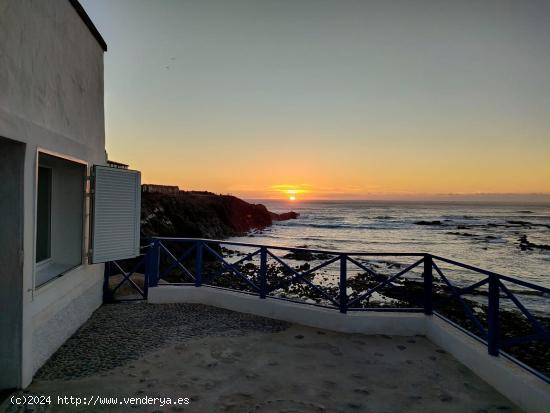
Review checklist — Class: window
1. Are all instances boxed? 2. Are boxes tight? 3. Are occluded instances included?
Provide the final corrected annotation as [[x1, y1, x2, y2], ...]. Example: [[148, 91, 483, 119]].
[[35, 153, 86, 287]]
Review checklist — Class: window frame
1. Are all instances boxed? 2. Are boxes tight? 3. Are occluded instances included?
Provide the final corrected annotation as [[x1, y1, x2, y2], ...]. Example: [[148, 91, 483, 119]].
[[33, 148, 88, 291]]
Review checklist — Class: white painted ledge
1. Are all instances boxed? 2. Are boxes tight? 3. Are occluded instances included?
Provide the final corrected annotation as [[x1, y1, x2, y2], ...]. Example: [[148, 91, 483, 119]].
[[148, 285, 549, 413], [426, 316, 550, 413], [148, 285, 426, 335]]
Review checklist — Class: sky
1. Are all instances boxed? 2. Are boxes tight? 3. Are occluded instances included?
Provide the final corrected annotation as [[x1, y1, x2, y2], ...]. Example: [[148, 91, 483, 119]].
[[81, 0, 550, 201]]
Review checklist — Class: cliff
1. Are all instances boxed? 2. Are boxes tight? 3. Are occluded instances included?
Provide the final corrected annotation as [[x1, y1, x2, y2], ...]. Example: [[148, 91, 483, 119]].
[[141, 190, 298, 239]]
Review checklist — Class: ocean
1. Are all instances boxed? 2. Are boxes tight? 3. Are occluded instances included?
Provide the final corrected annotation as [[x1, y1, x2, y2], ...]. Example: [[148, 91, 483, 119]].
[[230, 200, 550, 291]]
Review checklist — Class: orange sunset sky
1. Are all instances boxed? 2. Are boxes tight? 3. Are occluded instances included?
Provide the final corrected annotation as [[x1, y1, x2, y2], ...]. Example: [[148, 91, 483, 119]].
[[82, 0, 550, 201]]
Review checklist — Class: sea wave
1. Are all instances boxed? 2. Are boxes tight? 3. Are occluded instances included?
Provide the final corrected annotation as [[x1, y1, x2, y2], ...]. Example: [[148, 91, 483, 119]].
[[275, 221, 401, 230], [250, 201, 550, 289]]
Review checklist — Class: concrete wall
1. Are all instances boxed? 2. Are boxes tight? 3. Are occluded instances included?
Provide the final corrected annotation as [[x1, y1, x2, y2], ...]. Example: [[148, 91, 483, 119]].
[[0, 0, 106, 387]]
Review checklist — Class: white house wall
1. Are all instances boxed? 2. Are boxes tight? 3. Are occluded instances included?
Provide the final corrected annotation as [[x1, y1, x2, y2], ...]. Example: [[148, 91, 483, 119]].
[[0, 0, 106, 387], [0, 0, 105, 146]]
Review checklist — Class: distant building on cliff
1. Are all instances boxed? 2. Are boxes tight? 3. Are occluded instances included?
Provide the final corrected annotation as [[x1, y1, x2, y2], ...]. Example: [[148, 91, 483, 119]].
[[0, 0, 141, 389], [142, 184, 180, 194], [107, 159, 129, 169]]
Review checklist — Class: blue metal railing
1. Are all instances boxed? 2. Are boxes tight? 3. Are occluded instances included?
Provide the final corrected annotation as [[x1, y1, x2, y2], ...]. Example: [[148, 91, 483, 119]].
[[103, 246, 150, 301], [108, 237, 550, 382]]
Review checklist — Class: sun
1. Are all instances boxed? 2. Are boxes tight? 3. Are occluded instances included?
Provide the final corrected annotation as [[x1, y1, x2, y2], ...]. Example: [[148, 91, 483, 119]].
[[270, 184, 311, 201]]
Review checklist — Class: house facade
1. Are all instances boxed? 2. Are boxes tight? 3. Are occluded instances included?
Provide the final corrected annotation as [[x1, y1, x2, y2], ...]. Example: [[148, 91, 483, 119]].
[[0, 0, 139, 389]]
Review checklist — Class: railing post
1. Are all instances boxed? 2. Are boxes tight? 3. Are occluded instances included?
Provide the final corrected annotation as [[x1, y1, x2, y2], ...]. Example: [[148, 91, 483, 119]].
[[195, 240, 203, 287], [142, 249, 149, 298], [259, 247, 267, 299], [488, 274, 500, 356], [103, 261, 111, 302], [339, 254, 348, 314], [423, 254, 433, 315], [147, 239, 160, 287]]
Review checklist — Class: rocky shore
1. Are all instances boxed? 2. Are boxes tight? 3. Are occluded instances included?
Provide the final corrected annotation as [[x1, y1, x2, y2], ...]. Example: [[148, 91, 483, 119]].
[[415, 218, 550, 251], [141, 190, 298, 239]]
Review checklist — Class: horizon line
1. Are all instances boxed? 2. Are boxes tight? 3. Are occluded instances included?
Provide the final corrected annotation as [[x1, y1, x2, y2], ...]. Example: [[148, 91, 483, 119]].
[[243, 197, 550, 203]]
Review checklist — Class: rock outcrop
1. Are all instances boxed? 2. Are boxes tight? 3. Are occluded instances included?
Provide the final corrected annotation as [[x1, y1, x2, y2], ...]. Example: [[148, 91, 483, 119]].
[[270, 211, 299, 221], [141, 190, 298, 239]]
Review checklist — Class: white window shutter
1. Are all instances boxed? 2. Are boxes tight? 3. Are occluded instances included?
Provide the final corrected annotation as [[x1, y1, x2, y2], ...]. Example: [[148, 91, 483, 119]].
[[91, 166, 141, 263]]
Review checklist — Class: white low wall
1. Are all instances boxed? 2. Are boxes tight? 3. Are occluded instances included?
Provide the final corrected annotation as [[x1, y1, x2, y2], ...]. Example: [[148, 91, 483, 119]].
[[426, 316, 550, 413], [29, 265, 103, 384], [148, 285, 426, 335], [149, 285, 550, 413]]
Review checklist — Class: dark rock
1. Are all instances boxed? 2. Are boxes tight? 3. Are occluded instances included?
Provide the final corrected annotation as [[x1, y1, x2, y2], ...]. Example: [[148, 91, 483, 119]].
[[518, 235, 550, 251], [508, 220, 550, 229], [315, 253, 334, 260], [447, 231, 474, 237], [270, 211, 299, 221], [414, 220, 443, 226], [507, 220, 531, 227], [283, 249, 316, 261], [296, 263, 311, 271]]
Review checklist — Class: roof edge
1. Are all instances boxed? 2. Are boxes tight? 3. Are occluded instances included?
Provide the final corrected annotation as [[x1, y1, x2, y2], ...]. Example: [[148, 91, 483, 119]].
[[68, 0, 107, 52]]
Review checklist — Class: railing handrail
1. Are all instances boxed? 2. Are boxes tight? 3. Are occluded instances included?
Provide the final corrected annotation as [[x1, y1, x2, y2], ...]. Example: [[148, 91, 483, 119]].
[[431, 254, 550, 293], [145, 236, 426, 257], [145, 236, 550, 293]]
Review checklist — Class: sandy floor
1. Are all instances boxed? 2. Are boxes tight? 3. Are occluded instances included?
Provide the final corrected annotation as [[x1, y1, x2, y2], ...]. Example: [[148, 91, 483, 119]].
[[2, 305, 521, 413]]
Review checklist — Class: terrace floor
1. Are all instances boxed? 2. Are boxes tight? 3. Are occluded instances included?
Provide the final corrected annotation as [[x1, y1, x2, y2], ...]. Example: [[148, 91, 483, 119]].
[[3, 303, 521, 412]]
